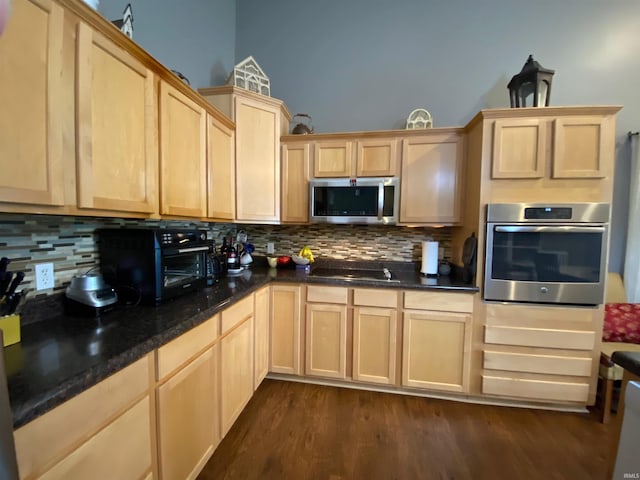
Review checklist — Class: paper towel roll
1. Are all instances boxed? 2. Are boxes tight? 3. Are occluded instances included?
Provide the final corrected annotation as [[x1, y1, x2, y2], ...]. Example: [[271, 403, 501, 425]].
[[421, 240, 439, 276]]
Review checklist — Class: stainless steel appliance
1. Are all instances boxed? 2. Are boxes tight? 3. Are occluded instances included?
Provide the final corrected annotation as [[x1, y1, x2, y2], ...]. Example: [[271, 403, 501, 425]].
[[484, 203, 609, 305], [310, 177, 400, 224], [65, 273, 118, 316], [0, 332, 19, 480], [98, 229, 209, 304]]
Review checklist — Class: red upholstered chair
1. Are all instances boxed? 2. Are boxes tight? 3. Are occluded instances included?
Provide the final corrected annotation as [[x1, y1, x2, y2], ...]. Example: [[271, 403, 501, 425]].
[[599, 274, 640, 423]]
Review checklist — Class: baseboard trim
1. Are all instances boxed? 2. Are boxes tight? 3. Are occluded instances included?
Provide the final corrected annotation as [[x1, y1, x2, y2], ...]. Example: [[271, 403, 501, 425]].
[[265, 373, 588, 414]]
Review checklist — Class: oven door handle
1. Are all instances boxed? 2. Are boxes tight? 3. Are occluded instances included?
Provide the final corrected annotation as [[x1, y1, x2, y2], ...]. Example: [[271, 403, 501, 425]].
[[174, 246, 210, 254], [377, 182, 384, 220], [494, 225, 606, 233]]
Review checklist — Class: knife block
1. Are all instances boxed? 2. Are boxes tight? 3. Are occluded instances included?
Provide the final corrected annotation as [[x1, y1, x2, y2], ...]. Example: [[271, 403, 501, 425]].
[[0, 314, 20, 346]]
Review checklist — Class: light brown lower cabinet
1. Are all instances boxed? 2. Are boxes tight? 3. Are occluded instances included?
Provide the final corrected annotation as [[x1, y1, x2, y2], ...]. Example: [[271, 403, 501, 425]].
[[13, 355, 153, 480], [157, 345, 219, 480], [305, 303, 348, 379], [352, 288, 399, 385], [402, 310, 471, 392], [270, 284, 303, 375], [401, 291, 473, 393], [220, 316, 254, 436], [353, 306, 397, 385], [38, 397, 152, 480], [254, 286, 270, 389]]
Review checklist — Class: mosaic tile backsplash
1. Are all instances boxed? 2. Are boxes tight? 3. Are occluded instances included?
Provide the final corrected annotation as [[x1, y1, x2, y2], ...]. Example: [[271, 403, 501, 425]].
[[0, 214, 451, 299]]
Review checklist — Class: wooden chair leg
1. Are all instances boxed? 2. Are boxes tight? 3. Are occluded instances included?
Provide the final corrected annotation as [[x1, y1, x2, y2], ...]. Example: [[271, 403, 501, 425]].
[[601, 377, 614, 424]]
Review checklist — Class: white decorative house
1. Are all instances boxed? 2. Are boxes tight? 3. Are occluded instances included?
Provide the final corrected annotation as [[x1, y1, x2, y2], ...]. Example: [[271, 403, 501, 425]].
[[227, 56, 270, 96], [405, 108, 433, 129]]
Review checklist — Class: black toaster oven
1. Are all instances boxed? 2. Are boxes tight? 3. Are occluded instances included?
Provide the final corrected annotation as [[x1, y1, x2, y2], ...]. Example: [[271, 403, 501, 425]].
[[98, 228, 209, 304]]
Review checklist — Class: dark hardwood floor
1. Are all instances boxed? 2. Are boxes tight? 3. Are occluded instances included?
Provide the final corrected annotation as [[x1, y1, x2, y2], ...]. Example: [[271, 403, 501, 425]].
[[198, 379, 614, 480]]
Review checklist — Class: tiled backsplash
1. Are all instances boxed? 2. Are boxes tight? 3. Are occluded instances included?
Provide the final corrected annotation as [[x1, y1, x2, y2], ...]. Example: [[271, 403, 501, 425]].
[[0, 214, 451, 298]]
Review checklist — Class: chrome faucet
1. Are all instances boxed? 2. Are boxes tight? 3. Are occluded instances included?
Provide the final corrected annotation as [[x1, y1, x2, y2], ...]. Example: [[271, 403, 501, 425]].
[[383, 268, 392, 281]]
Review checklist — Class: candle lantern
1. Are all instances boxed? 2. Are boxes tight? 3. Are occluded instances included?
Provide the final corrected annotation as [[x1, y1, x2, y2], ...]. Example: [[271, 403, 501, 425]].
[[508, 55, 555, 107]]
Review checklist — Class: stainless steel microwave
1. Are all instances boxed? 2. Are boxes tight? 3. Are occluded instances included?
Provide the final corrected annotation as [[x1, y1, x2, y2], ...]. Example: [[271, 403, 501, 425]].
[[309, 177, 400, 224]]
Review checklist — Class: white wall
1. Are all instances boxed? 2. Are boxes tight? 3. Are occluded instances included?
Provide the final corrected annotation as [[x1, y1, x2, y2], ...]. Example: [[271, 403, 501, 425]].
[[98, 0, 235, 88], [236, 0, 640, 273]]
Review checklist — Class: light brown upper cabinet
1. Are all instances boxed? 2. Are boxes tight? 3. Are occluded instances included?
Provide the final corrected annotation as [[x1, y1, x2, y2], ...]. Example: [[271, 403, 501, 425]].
[[281, 142, 310, 223], [552, 116, 611, 178], [491, 113, 615, 180], [356, 138, 398, 177], [207, 114, 235, 220], [0, 0, 65, 207], [492, 118, 546, 179], [200, 86, 291, 223], [76, 22, 158, 214], [400, 131, 465, 224], [159, 81, 207, 217], [313, 139, 354, 177], [311, 136, 398, 178]]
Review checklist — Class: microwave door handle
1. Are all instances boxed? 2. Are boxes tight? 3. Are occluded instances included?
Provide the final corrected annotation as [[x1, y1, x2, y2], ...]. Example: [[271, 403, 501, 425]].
[[494, 226, 606, 233], [176, 246, 210, 254], [377, 182, 384, 220]]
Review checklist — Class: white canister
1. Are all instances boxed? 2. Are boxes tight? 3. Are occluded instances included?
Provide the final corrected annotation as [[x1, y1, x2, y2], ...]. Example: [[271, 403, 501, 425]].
[[421, 240, 439, 276]]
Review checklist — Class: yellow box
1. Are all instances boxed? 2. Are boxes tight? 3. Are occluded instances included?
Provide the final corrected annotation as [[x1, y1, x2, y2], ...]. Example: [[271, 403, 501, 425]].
[[0, 314, 21, 346]]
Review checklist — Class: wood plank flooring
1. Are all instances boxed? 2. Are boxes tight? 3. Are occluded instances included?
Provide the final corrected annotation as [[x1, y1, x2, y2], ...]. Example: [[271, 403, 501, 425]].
[[198, 379, 614, 480]]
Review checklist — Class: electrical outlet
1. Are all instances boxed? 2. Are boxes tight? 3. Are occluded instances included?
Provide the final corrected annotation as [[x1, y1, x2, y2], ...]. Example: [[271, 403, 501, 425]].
[[35, 263, 55, 290], [267, 242, 275, 254]]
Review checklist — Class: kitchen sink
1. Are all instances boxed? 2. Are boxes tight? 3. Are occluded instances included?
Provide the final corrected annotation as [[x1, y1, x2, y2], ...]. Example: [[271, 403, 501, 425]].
[[310, 267, 401, 283]]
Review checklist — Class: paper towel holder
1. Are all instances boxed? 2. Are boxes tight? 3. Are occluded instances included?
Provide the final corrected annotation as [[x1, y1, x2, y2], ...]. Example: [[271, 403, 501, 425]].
[[420, 239, 440, 277]]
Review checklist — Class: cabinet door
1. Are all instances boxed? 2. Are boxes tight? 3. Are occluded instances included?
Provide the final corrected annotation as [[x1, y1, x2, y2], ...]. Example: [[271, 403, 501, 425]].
[[356, 138, 398, 177], [38, 398, 152, 480], [552, 116, 610, 178], [402, 310, 471, 392], [270, 285, 302, 375], [76, 23, 157, 214], [353, 306, 397, 385], [0, 0, 64, 206], [207, 114, 235, 220], [157, 346, 219, 480], [220, 317, 254, 436], [281, 142, 310, 223], [159, 81, 207, 217], [492, 118, 546, 179], [313, 140, 354, 177], [400, 133, 464, 224], [254, 286, 270, 389], [235, 95, 280, 221], [305, 303, 347, 379]]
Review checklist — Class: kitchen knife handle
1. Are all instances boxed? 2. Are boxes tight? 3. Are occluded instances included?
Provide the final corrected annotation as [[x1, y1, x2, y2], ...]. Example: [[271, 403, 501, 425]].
[[6, 271, 24, 296]]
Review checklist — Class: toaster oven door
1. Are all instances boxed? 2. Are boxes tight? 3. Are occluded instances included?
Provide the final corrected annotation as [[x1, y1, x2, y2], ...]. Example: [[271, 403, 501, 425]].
[[161, 247, 208, 290]]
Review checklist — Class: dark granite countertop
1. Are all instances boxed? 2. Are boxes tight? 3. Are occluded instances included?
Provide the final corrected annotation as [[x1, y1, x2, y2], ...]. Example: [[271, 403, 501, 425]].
[[4, 261, 477, 429], [612, 351, 640, 377]]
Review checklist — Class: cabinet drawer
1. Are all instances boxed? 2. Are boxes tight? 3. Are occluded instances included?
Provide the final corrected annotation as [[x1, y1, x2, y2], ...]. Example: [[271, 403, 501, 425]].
[[484, 325, 595, 350], [482, 375, 589, 403], [353, 288, 398, 308], [307, 285, 348, 304], [404, 291, 473, 313], [221, 294, 254, 334], [38, 398, 152, 480], [14, 355, 150, 479], [483, 350, 592, 377], [157, 315, 219, 380]]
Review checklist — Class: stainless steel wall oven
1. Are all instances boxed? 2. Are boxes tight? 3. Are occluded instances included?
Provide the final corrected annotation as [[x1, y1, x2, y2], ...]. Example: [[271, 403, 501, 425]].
[[484, 203, 609, 306]]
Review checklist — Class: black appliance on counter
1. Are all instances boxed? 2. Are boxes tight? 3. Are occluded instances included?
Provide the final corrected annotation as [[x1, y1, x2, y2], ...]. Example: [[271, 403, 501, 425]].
[[98, 228, 209, 304]]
